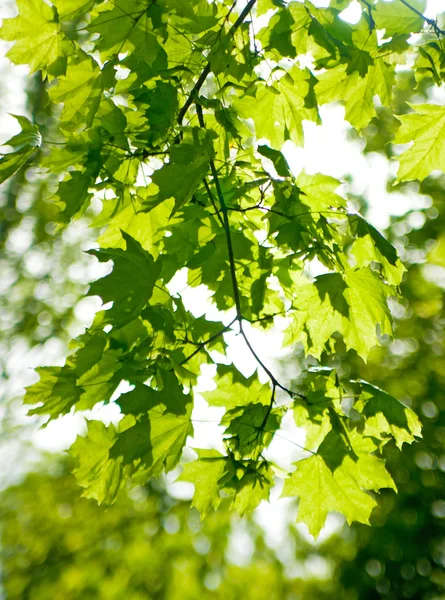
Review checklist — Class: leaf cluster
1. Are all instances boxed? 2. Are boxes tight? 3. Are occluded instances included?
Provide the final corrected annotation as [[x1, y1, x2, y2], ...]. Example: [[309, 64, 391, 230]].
[[1, 0, 441, 536]]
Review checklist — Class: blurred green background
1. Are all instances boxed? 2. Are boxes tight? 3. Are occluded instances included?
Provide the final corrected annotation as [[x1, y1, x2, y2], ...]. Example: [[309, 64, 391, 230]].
[[2, 6, 445, 600]]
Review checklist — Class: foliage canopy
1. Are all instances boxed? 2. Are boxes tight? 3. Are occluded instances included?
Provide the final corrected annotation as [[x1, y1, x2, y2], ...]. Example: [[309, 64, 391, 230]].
[[2, 0, 443, 537]]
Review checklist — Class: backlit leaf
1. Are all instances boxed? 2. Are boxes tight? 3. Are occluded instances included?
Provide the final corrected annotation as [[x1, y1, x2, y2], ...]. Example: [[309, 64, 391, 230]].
[[0, 0, 64, 73], [395, 104, 445, 182], [88, 232, 160, 328]]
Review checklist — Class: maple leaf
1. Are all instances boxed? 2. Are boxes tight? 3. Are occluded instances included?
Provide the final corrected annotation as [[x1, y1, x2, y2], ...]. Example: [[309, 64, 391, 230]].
[[70, 420, 124, 504], [349, 214, 406, 286], [236, 67, 318, 147], [316, 60, 393, 130], [145, 127, 214, 213], [48, 53, 104, 131], [291, 268, 394, 361], [282, 431, 395, 538], [395, 104, 445, 182], [202, 367, 272, 410], [178, 449, 233, 517], [374, 0, 426, 37], [88, 232, 161, 328], [0, 115, 41, 183], [354, 382, 422, 450], [1, 0, 428, 536], [0, 0, 66, 74]]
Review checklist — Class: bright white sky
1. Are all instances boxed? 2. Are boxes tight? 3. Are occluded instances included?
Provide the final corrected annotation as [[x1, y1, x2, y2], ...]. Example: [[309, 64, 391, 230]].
[[0, 0, 443, 546]]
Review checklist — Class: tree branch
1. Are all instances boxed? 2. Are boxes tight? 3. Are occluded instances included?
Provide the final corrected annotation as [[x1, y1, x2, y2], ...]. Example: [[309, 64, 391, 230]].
[[398, 0, 445, 36], [177, 0, 258, 125], [195, 105, 305, 401], [196, 105, 244, 323], [239, 328, 304, 399], [260, 383, 276, 431], [359, 0, 375, 32], [181, 317, 237, 365], [203, 177, 224, 228]]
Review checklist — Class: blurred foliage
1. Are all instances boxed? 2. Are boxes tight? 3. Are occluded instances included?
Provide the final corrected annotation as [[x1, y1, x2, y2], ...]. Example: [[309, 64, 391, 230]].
[[0, 461, 356, 600], [0, 74, 91, 356]]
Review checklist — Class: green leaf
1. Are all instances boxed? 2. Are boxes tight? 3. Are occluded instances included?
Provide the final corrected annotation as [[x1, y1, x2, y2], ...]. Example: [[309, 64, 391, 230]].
[[296, 171, 346, 211], [293, 370, 342, 451], [88, 232, 161, 328], [54, 171, 93, 224], [89, 0, 167, 68], [203, 367, 272, 410], [25, 366, 82, 419], [163, 0, 218, 34], [137, 81, 178, 146], [53, 0, 94, 20], [282, 430, 394, 538], [394, 104, 445, 182], [354, 382, 422, 449], [178, 449, 233, 517], [145, 127, 214, 212], [71, 373, 193, 503], [229, 462, 274, 516], [24, 332, 122, 419], [316, 60, 394, 130], [257, 0, 286, 17], [48, 53, 104, 131], [0, 115, 41, 183], [2, 115, 41, 149], [349, 214, 405, 285], [292, 268, 394, 360], [222, 403, 281, 459], [267, 9, 297, 58], [236, 67, 318, 148], [116, 371, 190, 416], [70, 420, 123, 504], [0, 0, 65, 73], [374, 0, 426, 36], [258, 144, 291, 177], [110, 390, 193, 478], [180, 451, 274, 518], [0, 147, 34, 184]]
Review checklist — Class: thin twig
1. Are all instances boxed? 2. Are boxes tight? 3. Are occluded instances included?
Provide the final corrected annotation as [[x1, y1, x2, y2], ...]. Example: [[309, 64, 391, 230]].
[[240, 329, 304, 398], [227, 203, 347, 221], [195, 104, 305, 401], [359, 0, 375, 32], [203, 178, 224, 228], [196, 105, 244, 323], [177, 0, 258, 124], [261, 382, 276, 430], [398, 0, 445, 36], [181, 317, 237, 365]]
